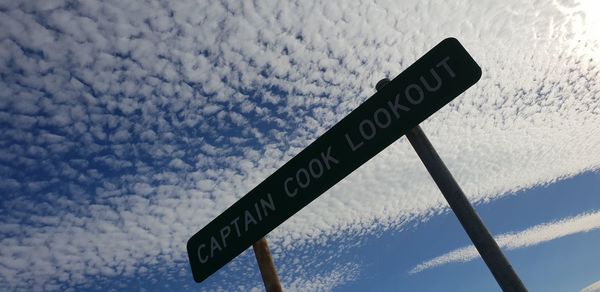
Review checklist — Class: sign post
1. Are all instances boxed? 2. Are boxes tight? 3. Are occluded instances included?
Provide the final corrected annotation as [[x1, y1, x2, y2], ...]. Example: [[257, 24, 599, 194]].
[[187, 38, 487, 285], [252, 238, 283, 292], [376, 78, 527, 292]]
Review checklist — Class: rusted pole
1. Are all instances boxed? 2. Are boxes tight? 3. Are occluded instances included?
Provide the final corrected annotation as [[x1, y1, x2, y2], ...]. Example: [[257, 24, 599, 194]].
[[252, 238, 283, 292], [376, 78, 527, 292]]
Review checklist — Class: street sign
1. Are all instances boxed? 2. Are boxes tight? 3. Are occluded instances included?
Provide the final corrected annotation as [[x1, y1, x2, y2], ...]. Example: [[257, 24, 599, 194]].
[[187, 37, 482, 283]]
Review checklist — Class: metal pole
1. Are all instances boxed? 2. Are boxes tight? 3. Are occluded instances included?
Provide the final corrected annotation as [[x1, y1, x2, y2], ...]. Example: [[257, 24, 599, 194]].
[[252, 238, 283, 292], [376, 78, 527, 292]]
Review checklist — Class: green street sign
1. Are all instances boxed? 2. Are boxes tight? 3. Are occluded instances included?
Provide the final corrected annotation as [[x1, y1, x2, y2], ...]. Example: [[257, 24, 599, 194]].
[[187, 37, 482, 283]]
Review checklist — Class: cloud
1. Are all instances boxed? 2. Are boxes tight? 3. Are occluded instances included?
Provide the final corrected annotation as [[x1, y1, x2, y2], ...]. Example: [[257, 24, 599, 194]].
[[581, 280, 600, 292], [279, 262, 359, 292], [0, 0, 599, 290], [410, 210, 600, 274], [246, 262, 359, 292]]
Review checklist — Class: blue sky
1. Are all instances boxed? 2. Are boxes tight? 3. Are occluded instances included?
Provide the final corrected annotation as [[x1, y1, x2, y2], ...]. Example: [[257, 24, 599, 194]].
[[1, 0, 600, 291], [340, 171, 600, 292]]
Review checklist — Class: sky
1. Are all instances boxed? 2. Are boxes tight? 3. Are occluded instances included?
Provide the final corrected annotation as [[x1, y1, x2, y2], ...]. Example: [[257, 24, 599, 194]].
[[0, 0, 599, 291]]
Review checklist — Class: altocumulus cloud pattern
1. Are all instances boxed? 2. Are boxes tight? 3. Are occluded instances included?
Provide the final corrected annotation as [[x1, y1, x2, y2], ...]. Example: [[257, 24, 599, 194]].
[[0, 0, 599, 290]]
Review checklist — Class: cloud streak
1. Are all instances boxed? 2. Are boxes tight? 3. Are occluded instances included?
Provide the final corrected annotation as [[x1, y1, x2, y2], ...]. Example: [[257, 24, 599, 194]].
[[410, 210, 600, 274], [581, 280, 600, 292]]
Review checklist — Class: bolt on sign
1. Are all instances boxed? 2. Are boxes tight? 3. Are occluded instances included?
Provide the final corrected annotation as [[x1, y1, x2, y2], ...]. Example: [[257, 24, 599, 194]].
[[187, 37, 482, 283]]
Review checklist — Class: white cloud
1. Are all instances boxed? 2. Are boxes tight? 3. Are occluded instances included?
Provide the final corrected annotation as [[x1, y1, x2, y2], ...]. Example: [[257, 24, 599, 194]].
[[0, 0, 599, 290], [581, 280, 600, 292], [410, 210, 600, 273], [242, 262, 359, 292], [281, 262, 360, 292]]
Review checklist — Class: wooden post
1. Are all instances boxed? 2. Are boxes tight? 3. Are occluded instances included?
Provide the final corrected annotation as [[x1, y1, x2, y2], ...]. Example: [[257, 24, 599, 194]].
[[376, 78, 527, 292], [252, 238, 283, 292]]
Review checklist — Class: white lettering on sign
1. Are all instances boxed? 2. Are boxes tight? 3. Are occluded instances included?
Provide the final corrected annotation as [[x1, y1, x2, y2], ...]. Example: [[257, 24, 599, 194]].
[[284, 146, 339, 197], [197, 193, 276, 263], [198, 56, 455, 264], [345, 56, 455, 152]]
